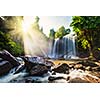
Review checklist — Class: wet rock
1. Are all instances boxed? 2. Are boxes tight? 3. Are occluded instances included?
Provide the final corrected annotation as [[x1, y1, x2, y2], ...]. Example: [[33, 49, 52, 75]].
[[48, 76, 65, 81], [29, 64, 49, 76], [0, 58, 3, 62], [0, 60, 13, 76], [83, 75, 100, 83], [77, 60, 98, 67], [52, 71, 56, 75], [68, 63, 76, 68], [92, 66, 100, 71], [68, 77, 90, 83], [22, 56, 45, 64], [45, 60, 54, 67], [85, 66, 92, 71], [74, 64, 84, 69], [22, 56, 52, 73], [14, 65, 25, 74], [21, 56, 38, 71], [67, 69, 100, 83], [0, 50, 20, 67], [53, 63, 70, 74]]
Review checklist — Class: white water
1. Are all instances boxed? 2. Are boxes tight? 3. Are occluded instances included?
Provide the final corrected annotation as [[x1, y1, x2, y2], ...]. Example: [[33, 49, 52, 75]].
[[49, 33, 77, 59]]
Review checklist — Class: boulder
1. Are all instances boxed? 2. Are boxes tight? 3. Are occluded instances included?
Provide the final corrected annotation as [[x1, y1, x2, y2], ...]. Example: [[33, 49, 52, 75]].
[[45, 60, 54, 67], [14, 64, 25, 74], [74, 64, 84, 69], [48, 76, 65, 82], [68, 77, 90, 83], [0, 50, 20, 67], [92, 66, 100, 71], [22, 56, 51, 72], [53, 63, 70, 74], [21, 56, 45, 64], [77, 60, 98, 67], [85, 66, 92, 71], [21, 56, 38, 71], [29, 64, 49, 76], [0, 60, 13, 76]]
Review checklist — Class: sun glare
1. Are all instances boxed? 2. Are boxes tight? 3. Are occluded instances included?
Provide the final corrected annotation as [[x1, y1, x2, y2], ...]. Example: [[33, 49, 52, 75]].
[[21, 16, 48, 56], [22, 16, 35, 33]]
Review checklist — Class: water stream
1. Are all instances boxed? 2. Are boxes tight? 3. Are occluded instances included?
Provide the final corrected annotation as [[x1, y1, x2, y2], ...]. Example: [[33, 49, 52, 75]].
[[49, 33, 77, 59]]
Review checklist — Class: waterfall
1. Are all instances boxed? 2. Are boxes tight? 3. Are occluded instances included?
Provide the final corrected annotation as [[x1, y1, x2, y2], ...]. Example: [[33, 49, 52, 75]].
[[49, 33, 77, 59]]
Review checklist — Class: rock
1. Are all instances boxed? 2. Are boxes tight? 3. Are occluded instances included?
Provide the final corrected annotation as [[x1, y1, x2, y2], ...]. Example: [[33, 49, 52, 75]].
[[29, 64, 49, 76], [68, 63, 75, 68], [74, 64, 83, 69], [53, 63, 70, 74], [83, 75, 100, 83], [45, 60, 54, 67], [0, 50, 20, 67], [22, 56, 52, 73], [85, 66, 92, 71], [68, 77, 90, 83], [52, 71, 56, 75], [21, 56, 38, 71], [22, 56, 45, 64], [0, 60, 13, 76], [14, 64, 25, 74], [92, 66, 100, 71], [48, 76, 65, 81], [77, 60, 98, 67], [67, 69, 100, 83], [0, 58, 3, 61]]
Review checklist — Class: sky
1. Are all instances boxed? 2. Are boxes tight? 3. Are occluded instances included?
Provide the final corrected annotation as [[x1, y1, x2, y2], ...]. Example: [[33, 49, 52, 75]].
[[39, 16, 72, 36]]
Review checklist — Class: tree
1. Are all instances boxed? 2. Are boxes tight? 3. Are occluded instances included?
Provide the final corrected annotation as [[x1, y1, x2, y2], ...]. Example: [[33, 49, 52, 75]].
[[49, 29, 55, 39], [70, 16, 100, 58], [32, 16, 40, 30], [55, 26, 65, 38], [0, 16, 24, 56], [0, 31, 23, 56], [65, 28, 71, 34], [55, 26, 70, 38]]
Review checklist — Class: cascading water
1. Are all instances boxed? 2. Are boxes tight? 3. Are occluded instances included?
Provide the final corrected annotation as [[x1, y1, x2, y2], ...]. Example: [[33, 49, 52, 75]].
[[49, 32, 77, 59]]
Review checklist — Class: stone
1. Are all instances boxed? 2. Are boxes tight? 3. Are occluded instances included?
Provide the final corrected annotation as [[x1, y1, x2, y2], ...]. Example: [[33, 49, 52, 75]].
[[29, 64, 49, 76], [45, 60, 54, 68], [21, 56, 38, 71], [48, 76, 65, 82], [68, 77, 90, 83], [53, 63, 70, 74], [74, 64, 83, 69], [92, 67, 100, 71], [22, 56, 52, 73], [0, 50, 20, 67], [85, 66, 92, 71], [77, 60, 98, 67], [14, 65, 25, 74], [83, 75, 100, 83], [0, 60, 13, 76]]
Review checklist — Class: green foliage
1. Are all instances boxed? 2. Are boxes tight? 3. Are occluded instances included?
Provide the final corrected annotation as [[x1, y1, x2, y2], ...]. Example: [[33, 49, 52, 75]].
[[49, 26, 71, 39], [49, 29, 55, 39], [81, 39, 89, 49], [55, 26, 66, 38], [8, 41, 23, 56], [70, 16, 100, 58], [0, 31, 23, 56]]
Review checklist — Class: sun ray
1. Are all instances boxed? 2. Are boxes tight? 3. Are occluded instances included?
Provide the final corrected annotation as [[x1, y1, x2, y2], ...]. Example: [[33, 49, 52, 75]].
[[21, 16, 48, 57]]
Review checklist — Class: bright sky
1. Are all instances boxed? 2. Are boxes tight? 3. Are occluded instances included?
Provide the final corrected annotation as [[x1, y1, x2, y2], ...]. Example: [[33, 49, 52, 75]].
[[39, 16, 72, 36]]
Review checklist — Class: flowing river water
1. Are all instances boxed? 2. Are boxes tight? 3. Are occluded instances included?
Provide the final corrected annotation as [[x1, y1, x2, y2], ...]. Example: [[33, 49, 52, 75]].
[[0, 58, 100, 83]]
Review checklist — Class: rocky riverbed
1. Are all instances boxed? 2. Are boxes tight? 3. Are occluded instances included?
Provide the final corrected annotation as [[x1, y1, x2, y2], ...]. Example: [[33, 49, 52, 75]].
[[0, 50, 100, 83]]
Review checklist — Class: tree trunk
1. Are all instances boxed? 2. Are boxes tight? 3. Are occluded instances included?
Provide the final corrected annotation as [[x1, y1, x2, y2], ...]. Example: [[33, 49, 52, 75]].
[[88, 42, 94, 59], [84, 30, 94, 59]]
